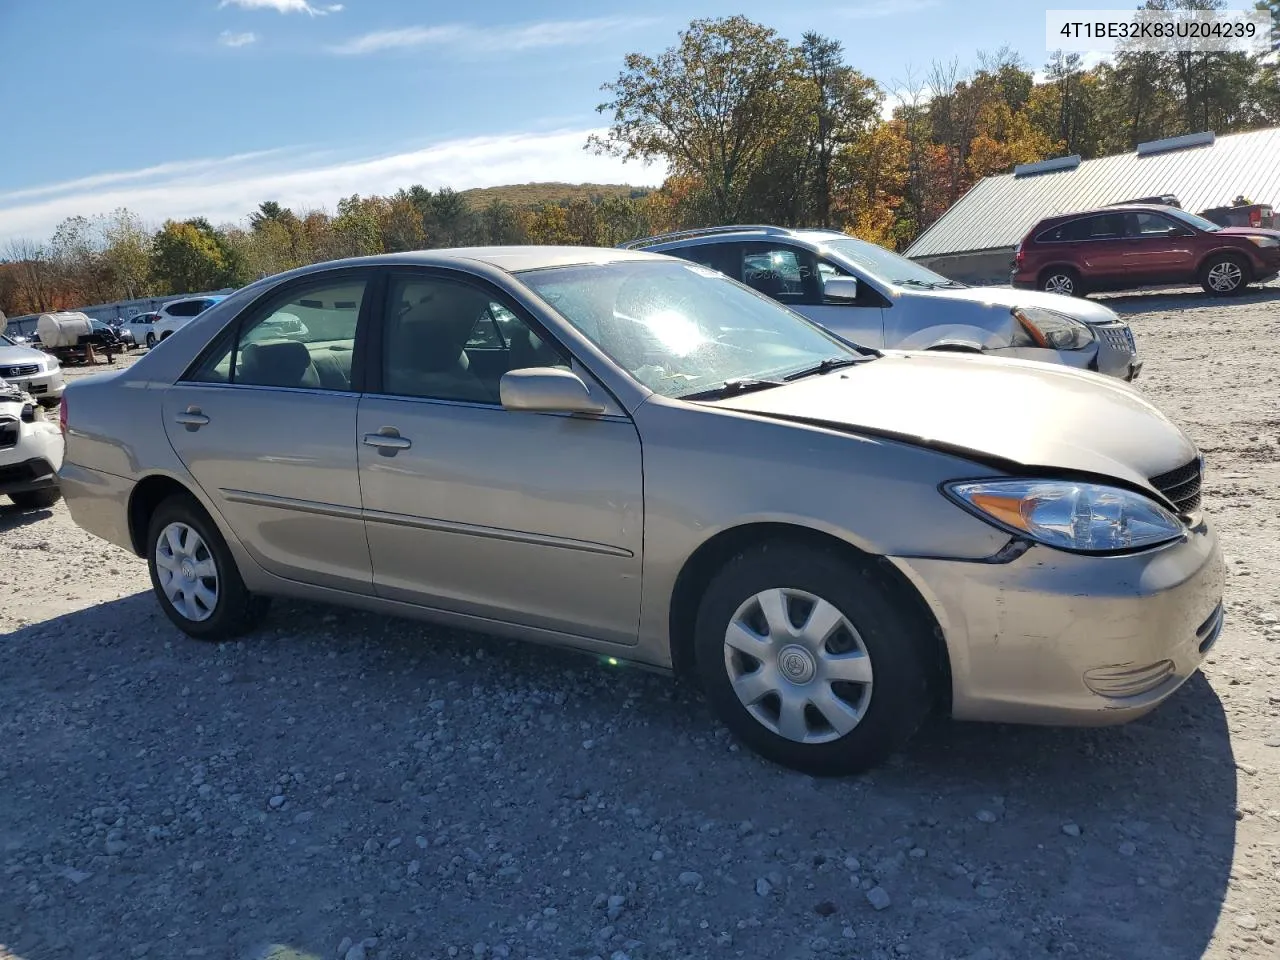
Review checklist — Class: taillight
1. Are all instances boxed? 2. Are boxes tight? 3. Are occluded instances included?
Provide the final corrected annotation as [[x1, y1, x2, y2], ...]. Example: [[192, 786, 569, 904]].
[[1250, 210, 1261, 227], [58, 396, 68, 435]]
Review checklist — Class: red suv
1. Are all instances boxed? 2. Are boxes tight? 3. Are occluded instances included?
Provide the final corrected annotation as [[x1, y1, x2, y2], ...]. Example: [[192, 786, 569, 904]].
[[1012, 204, 1280, 297]]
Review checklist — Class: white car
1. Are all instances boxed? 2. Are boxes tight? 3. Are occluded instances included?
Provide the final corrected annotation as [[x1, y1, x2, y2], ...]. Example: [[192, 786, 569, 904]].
[[0, 377, 63, 509], [122, 311, 163, 348], [0, 332, 65, 407], [630, 225, 1143, 382], [152, 296, 228, 343]]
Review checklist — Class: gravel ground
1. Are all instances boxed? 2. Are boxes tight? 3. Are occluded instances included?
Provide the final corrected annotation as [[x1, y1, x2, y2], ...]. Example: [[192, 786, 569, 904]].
[[2, 288, 1278, 960]]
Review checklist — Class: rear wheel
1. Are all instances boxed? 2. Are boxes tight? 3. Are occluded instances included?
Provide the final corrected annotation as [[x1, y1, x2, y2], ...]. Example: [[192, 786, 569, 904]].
[[146, 332, 156, 348], [9, 487, 61, 510], [692, 541, 935, 776], [146, 494, 270, 641], [1040, 267, 1082, 297], [1200, 254, 1250, 295]]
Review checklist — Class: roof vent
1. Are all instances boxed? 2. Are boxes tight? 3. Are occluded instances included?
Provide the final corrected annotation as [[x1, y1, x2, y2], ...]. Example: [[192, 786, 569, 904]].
[[1136, 131, 1215, 156], [1014, 155, 1081, 177]]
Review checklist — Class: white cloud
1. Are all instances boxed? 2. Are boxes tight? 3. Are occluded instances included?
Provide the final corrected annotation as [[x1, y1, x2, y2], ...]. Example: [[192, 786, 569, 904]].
[[0, 129, 668, 244], [331, 17, 658, 56], [0, 150, 291, 205], [219, 0, 341, 15], [219, 30, 259, 48], [842, 0, 940, 19]]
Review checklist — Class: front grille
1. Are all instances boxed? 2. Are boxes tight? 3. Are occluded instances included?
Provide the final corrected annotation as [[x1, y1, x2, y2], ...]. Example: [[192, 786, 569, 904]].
[[0, 363, 40, 378], [1097, 324, 1136, 354], [1150, 456, 1202, 516]]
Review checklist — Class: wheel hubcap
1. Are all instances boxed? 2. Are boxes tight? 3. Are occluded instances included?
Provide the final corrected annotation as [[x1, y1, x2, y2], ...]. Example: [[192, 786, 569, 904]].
[[1046, 275, 1073, 295], [723, 588, 874, 745], [1208, 262, 1241, 291], [155, 522, 219, 622]]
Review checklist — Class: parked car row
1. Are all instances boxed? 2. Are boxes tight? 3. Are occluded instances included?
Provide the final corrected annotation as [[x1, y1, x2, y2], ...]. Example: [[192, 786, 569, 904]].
[[55, 241, 1224, 777]]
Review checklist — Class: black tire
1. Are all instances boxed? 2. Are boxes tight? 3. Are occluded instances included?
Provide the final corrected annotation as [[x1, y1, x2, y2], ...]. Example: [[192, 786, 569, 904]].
[[9, 487, 61, 510], [146, 332, 156, 348], [1040, 267, 1083, 297], [1199, 253, 1250, 296], [146, 493, 270, 642], [692, 541, 935, 777], [159, 331, 172, 341]]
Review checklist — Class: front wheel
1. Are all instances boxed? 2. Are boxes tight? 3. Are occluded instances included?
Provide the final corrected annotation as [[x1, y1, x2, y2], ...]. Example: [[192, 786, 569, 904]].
[[146, 494, 270, 641], [1200, 254, 1250, 295], [693, 541, 935, 776]]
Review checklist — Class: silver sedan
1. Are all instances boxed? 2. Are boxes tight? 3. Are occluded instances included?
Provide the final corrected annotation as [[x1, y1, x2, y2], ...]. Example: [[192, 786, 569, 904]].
[[58, 247, 1224, 775]]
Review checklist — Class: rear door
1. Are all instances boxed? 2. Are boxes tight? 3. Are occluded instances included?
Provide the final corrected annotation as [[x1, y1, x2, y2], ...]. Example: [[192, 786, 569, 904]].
[[1122, 211, 1196, 280], [162, 268, 375, 594], [1071, 213, 1129, 284]]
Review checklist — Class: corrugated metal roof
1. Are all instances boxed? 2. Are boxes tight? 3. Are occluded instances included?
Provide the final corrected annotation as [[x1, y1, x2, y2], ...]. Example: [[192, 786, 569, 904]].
[[904, 127, 1280, 258]]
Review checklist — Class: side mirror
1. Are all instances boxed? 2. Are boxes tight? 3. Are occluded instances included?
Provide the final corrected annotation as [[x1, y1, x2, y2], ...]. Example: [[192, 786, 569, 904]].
[[822, 277, 859, 303], [500, 367, 607, 415]]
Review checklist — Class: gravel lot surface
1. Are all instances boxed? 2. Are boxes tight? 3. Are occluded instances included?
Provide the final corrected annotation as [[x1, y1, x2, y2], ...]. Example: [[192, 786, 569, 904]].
[[2, 288, 1278, 960]]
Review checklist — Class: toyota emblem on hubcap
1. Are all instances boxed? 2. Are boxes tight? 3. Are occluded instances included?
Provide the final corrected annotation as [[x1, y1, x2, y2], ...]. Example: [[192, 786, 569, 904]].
[[778, 645, 816, 684]]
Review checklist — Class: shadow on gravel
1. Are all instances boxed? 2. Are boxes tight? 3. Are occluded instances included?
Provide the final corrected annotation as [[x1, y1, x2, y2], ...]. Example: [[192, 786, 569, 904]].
[[0, 595, 1237, 960], [1097, 284, 1280, 315], [0, 503, 56, 532]]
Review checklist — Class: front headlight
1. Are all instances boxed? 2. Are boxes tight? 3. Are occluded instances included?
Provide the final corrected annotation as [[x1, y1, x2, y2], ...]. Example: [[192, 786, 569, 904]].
[[1245, 236, 1279, 249], [944, 479, 1184, 553], [1012, 306, 1095, 351]]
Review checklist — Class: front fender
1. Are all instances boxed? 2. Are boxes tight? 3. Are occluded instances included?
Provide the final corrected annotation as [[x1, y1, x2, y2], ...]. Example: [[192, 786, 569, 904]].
[[895, 321, 1013, 351]]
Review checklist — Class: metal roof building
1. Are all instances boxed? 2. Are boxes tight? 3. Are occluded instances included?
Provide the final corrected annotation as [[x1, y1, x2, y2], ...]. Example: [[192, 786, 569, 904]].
[[903, 126, 1280, 284]]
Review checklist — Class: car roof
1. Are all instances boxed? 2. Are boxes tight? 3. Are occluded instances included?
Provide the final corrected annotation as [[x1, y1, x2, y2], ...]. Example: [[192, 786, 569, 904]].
[[1033, 204, 1183, 227], [628, 226, 851, 251]]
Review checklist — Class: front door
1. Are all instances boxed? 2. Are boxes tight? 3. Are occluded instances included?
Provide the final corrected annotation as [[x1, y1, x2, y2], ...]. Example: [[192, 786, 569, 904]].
[[162, 269, 374, 594], [356, 270, 644, 646], [1122, 211, 1196, 280], [736, 242, 886, 348]]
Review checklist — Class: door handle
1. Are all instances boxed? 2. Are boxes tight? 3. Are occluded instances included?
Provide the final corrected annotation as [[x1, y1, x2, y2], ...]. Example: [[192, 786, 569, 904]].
[[174, 407, 209, 429], [363, 429, 411, 453]]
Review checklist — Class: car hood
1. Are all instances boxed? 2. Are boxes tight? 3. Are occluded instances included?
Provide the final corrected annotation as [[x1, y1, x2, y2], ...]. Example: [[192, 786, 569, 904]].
[[903, 284, 1121, 325], [707, 352, 1197, 491], [0, 343, 53, 365], [1216, 226, 1280, 240]]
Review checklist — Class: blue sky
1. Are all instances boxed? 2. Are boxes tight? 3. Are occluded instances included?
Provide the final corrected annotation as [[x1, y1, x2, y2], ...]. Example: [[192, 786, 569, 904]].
[[0, 0, 1093, 242]]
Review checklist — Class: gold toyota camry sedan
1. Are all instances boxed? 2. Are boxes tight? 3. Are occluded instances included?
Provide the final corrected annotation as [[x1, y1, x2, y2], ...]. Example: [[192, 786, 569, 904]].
[[58, 247, 1225, 775]]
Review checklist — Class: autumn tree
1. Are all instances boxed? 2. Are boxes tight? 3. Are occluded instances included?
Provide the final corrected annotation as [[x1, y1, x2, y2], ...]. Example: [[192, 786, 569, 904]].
[[2, 239, 59, 314], [478, 201, 529, 244], [150, 219, 239, 294], [591, 16, 802, 223]]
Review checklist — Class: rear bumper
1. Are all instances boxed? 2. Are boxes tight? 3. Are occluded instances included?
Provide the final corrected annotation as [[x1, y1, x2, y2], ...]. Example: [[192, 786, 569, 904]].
[[57, 461, 137, 553], [890, 520, 1225, 726]]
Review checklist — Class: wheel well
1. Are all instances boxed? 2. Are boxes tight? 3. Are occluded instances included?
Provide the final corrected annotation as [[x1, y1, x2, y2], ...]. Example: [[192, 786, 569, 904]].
[[128, 475, 194, 555], [667, 523, 952, 710], [1197, 248, 1252, 273], [159, 330, 172, 340], [1038, 264, 1079, 281]]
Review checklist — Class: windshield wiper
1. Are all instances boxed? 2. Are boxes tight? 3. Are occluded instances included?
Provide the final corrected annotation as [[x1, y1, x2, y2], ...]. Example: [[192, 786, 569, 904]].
[[679, 377, 785, 401], [894, 278, 938, 288], [783, 355, 875, 381]]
